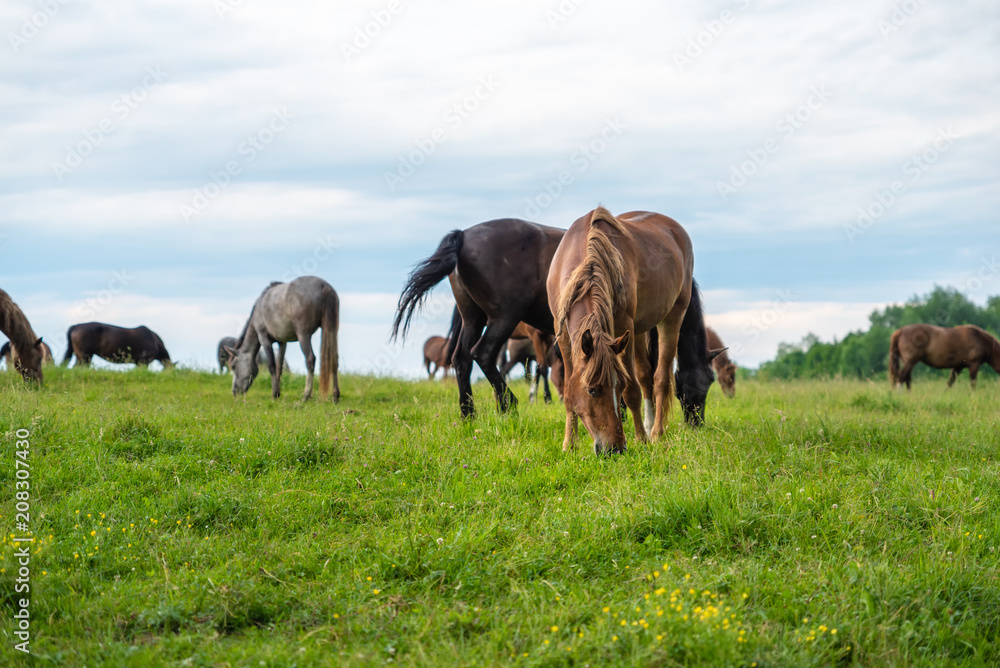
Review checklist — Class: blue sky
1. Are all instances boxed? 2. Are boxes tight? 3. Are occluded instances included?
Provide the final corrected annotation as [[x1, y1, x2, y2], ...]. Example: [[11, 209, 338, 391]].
[[1, 0, 997, 375]]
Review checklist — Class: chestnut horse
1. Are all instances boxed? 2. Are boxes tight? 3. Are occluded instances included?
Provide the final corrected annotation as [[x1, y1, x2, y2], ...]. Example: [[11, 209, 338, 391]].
[[392, 219, 564, 417], [547, 207, 713, 454], [0, 288, 44, 382], [423, 335, 451, 379], [706, 326, 736, 398], [890, 323, 1000, 389]]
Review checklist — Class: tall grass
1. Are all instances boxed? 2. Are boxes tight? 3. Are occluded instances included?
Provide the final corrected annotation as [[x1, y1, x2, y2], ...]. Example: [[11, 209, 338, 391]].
[[1, 367, 997, 665]]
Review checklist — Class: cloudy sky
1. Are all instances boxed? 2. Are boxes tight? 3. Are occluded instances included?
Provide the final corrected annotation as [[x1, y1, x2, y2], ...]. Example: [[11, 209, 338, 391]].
[[1, 0, 997, 375]]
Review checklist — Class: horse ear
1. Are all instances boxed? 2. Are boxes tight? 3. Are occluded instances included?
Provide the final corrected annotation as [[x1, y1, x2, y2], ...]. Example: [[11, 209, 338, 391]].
[[708, 347, 727, 361], [224, 346, 237, 356], [580, 329, 594, 358], [611, 330, 631, 356], [35, 338, 43, 347]]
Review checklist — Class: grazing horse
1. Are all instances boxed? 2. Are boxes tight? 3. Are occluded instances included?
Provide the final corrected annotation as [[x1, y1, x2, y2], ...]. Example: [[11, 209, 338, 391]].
[[890, 323, 1000, 390], [217, 336, 289, 374], [547, 207, 714, 454], [502, 322, 555, 403], [391, 218, 565, 417], [228, 276, 340, 401], [2, 340, 53, 369], [423, 335, 451, 379], [706, 326, 736, 398], [0, 288, 44, 382], [63, 322, 172, 368]]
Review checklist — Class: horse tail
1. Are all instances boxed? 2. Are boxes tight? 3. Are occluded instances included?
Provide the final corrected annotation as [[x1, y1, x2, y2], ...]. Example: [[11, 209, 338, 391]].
[[319, 288, 340, 401], [391, 230, 463, 341], [889, 328, 902, 388], [62, 325, 76, 366], [444, 305, 462, 364]]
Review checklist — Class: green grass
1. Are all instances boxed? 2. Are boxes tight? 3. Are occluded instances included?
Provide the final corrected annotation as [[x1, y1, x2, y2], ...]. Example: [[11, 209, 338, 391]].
[[1, 367, 998, 666]]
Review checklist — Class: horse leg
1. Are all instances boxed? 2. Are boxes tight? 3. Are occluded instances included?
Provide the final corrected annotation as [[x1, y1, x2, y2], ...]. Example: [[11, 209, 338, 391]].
[[652, 307, 685, 439], [471, 318, 520, 413], [529, 330, 552, 404], [453, 308, 486, 418], [900, 360, 916, 391], [258, 336, 280, 398], [275, 342, 287, 388], [969, 361, 980, 389], [620, 323, 648, 446], [297, 336, 316, 401], [563, 410, 579, 452], [633, 330, 655, 434], [947, 368, 960, 388]]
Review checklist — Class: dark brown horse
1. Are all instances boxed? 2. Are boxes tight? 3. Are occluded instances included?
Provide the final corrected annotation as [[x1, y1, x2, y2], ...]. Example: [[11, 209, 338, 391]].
[[392, 218, 565, 417], [547, 208, 715, 454], [2, 340, 53, 369], [0, 288, 45, 382], [423, 335, 451, 379], [63, 322, 173, 368], [706, 326, 736, 398], [890, 323, 1000, 389]]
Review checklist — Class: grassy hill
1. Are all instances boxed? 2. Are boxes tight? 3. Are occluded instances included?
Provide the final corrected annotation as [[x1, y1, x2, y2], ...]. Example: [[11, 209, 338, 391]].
[[1, 368, 998, 666]]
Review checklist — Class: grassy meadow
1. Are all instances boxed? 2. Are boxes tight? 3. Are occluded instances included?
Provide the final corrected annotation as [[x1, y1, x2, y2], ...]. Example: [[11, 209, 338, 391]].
[[1, 366, 998, 666]]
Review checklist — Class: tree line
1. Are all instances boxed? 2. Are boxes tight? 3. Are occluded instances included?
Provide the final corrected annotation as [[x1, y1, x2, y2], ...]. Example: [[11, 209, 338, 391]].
[[757, 286, 1000, 380]]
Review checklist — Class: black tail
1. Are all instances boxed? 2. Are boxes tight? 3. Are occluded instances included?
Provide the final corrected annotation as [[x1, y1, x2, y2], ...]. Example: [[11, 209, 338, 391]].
[[391, 230, 463, 341], [62, 325, 76, 366], [444, 305, 462, 364]]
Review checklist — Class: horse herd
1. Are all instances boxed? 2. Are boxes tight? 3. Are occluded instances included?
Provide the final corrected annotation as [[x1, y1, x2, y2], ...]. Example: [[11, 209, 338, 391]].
[[3, 207, 999, 453]]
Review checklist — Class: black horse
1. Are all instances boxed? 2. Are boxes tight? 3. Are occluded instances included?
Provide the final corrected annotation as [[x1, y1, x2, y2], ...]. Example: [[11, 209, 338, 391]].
[[62, 322, 173, 368], [392, 219, 565, 418], [671, 280, 724, 426]]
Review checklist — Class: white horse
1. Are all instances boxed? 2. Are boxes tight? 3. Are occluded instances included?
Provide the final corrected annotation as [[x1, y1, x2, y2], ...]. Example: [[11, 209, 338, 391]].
[[227, 276, 340, 402]]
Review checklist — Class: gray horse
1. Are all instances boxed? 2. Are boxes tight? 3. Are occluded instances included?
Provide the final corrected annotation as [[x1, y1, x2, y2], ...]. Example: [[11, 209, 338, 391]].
[[227, 276, 340, 401], [217, 336, 289, 374]]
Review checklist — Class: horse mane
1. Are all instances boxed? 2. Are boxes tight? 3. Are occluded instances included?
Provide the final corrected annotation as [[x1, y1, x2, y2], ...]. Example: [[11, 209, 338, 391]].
[[555, 207, 632, 388], [237, 282, 282, 346], [0, 289, 40, 363], [676, 280, 708, 371]]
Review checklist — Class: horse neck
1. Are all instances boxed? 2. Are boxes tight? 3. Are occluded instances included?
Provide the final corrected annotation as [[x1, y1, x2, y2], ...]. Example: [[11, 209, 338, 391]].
[[0, 292, 39, 355], [237, 317, 261, 353]]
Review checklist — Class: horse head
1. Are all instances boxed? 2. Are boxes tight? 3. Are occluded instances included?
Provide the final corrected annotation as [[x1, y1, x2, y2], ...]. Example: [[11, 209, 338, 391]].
[[229, 345, 259, 396], [675, 347, 724, 426], [566, 325, 630, 455]]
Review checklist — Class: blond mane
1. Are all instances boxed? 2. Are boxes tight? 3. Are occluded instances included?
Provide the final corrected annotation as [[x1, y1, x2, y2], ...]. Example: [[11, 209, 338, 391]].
[[555, 207, 632, 388]]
